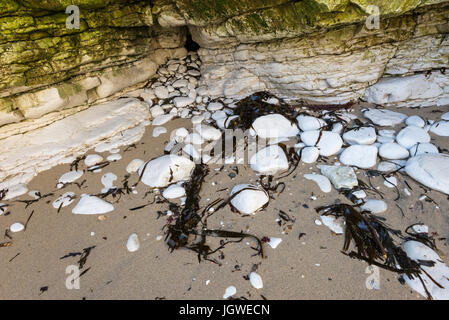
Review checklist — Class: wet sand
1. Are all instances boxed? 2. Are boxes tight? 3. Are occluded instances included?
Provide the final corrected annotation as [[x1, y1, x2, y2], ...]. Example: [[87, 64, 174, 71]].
[[1, 105, 449, 300]]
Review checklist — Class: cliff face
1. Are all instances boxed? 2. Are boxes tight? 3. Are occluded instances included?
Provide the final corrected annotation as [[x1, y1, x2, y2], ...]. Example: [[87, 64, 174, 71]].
[[0, 0, 448, 130], [157, 0, 449, 106], [0, 0, 187, 127]]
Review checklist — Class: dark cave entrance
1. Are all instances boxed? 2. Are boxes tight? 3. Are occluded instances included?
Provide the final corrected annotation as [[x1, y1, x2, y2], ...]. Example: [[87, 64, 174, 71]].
[[185, 32, 200, 52]]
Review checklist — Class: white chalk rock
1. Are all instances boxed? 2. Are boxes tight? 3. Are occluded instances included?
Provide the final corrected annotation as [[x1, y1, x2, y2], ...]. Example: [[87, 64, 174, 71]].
[[296, 115, 326, 131], [300, 146, 320, 163], [10, 222, 24, 233], [223, 286, 236, 299], [301, 131, 343, 157], [430, 121, 449, 136], [249, 272, 263, 289], [409, 143, 439, 156], [184, 133, 204, 145], [182, 144, 201, 161], [396, 126, 430, 149], [58, 170, 83, 186], [138, 155, 195, 188], [230, 184, 269, 214], [405, 154, 449, 195], [152, 126, 167, 137], [72, 195, 114, 215], [150, 105, 165, 118], [377, 136, 395, 144], [52, 192, 76, 209], [84, 154, 103, 167], [101, 172, 117, 193], [194, 124, 222, 141], [173, 97, 194, 108], [406, 115, 425, 128], [154, 86, 169, 99], [268, 237, 282, 249], [304, 174, 332, 193], [318, 165, 358, 189], [163, 184, 186, 199], [403, 240, 449, 300], [249, 145, 289, 175], [339, 145, 378, 169], [379, 143, 409, 160], [152, 114, 174, 126], [377, 160, 406, 172], [191, 115, 204, 125], [126, 233, 140, 252], [343, 127, 377, 145], [383, 176, 397, 188], [126, 159, 144, 174], [363, 108, 407, 127], [320, 215, 344, 234], [252, 114, 299, 139], [207, 102, 223, 111], [107, 153, 121, 162], [360, 199, 387, 213], [4, 184, 28, 200]]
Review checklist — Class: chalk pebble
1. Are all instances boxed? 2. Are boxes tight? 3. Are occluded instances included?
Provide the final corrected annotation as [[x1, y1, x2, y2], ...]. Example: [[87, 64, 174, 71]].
[[304, 174, 332, 193], [223, 286, 236, 299], [126, 159, 145, 174], [72, 195, 114, 215], [126, 233, 140, 252], [249, 272, 263, 289], [10, 222, 24, 233], [52, 192, 76, 209]]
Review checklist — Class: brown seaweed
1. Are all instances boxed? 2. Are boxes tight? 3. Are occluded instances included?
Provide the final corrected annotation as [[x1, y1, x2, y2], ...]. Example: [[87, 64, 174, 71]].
[[164, 164, 263, 262], [316, 203, 442, 299]]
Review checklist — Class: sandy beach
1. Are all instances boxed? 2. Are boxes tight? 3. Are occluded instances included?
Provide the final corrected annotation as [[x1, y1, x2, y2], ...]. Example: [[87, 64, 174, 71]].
[[1, 103, 448, 300]]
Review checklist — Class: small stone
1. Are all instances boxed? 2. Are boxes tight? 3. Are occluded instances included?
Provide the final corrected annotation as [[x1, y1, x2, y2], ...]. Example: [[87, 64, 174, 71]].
[[72, 195, 114, 215], [396, 126, 430, 149], [301, 131, 342, 157], [319, 165, 358, 189], [250, 145, 289, 175], [405, 154, 449, 195], [152, 126, 167, 137], [126, 233, 140, 252], [52, 192, 76, 209], [363, 108, 407, 127], [138, 155, 195, 188], [296, 115, 326, 131], [126, 159, 145, 174], [163, 184, 186, 199], [154, 86, 169, 99], [342, 127, 377, 145], [430, 121, 449, 136], [207, 102, 223, 111], [10, 222, 24, 233], [378, 142, 409, 160], [300, 147, 319, 163], [152, 114, 174, 126], [406, 115, 425, 128], [360, 199, 387, 213], [304, 174, 332, 193], [267, 237, 282, 249], [409, 143, 439, 156], [230, 184, 269, 214], [223, 286, 236, 299], [252, 114, 299, 139], [173, 97, 195, 108], [84, 154, 103, 167], [249, 272, 263, 289], [339, 145, 378, 169], [320, 215, 344, 234], [194, 124, 222, 141]]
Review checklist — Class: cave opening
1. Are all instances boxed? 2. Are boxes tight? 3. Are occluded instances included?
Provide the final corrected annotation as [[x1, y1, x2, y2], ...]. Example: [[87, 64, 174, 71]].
[[184, 32, 200, 52]]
